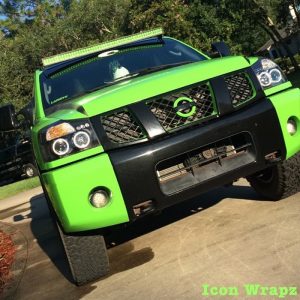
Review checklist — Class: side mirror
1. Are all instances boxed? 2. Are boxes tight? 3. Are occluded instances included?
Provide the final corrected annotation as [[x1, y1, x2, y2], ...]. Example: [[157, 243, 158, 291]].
[[211, 42, 231, 58], [17, 100, 34, 127], [0, 104, 19, 131]]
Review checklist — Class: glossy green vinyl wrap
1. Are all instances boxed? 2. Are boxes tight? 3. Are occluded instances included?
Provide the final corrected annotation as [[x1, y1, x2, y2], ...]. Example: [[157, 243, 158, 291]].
[[33, 56, 251, 171], [33, 48, 300, 233], [35, 56, 250, 122], [268, 87, 300, 159], [42, 153, 129, 232]]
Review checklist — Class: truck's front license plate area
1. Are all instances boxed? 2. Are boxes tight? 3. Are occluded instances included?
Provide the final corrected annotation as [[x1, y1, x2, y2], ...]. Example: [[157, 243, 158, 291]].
[[156, 132, 255, 195]]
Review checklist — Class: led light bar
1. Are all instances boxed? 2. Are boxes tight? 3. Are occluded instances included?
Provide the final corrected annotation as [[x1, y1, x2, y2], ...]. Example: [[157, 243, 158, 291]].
[[42, 28, 164, 67]]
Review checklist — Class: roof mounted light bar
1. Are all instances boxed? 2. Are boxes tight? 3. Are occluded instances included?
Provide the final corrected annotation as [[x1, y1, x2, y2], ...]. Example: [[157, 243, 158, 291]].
[[42, 28, 164, 67]]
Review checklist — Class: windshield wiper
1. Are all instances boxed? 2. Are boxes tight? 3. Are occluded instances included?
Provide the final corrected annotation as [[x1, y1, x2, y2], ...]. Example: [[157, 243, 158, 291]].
[[104, 73, 139, 84], [135, 61, 195, 75]]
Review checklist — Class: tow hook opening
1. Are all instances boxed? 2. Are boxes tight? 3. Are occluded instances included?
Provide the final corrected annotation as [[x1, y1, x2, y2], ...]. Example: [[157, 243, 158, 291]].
[[133, 200, 154, 217], [264, 151, 281, 164]]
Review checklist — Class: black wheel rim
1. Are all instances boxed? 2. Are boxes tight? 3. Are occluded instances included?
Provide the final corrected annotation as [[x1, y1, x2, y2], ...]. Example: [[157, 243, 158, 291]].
[[25, 167, 34, 177]]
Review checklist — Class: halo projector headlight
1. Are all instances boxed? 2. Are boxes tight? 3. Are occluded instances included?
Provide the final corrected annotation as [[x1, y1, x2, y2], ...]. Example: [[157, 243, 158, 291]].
[[52, 138, 70, 156], [269, 68, 282, 83], [257, 72, 271, 87], [73, 131, 91, 149], [40, 119, 100, 162], [252, 58, 287, 89]]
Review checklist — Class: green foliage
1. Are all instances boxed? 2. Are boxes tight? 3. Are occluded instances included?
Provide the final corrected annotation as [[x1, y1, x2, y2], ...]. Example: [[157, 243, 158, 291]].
[[275, 0, 300, 30], [0, 0, 297, 110], [129, 0, 268, 54], [0, 0, 131, 109], [129, 0, 194, 44]]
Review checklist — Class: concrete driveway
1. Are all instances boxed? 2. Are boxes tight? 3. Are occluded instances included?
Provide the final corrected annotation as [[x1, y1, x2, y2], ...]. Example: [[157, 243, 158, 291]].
[[1, 179, 300, 300]]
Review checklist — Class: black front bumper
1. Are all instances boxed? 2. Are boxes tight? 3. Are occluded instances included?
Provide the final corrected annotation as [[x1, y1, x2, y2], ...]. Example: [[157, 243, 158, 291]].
[[109, 98, 285, 220]]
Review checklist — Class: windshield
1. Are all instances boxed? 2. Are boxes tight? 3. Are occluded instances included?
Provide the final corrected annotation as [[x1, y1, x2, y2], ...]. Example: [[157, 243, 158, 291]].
[[41, 38, 207, 108]]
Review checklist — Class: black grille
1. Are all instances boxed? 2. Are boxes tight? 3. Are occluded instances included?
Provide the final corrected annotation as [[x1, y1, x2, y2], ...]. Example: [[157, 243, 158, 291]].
[[101, 111, 145, 143], [147, 83, 216, 131], [225, 73, 254, 107]]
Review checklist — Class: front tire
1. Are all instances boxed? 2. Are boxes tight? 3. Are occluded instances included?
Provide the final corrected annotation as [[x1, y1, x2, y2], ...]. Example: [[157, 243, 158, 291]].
[[57, 226, 110, 285], [45, 194, 109, 285], [247, 152, 300, 200]]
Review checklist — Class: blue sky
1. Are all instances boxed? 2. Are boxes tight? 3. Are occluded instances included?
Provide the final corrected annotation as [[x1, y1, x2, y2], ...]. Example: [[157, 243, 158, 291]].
[[0, 0, 4, 20], [0, 0, 7, 20]]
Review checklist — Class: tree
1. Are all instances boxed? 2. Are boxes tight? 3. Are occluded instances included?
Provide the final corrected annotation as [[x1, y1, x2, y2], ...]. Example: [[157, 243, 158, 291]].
[[128, 0, 269, 55], [220, 0, 298, 68], [128, 0, 196, 46], [0, 0, 131, 108], [0, 0, 298, 109], [276, 0, 300, 31]]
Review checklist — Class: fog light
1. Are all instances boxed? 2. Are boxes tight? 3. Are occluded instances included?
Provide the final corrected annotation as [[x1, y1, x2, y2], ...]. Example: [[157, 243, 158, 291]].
[[287, 118, 297, 136], [90, 190, 110, 208]]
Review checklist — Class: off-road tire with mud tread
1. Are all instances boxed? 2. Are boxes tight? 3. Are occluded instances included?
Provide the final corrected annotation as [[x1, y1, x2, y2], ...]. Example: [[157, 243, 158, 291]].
[[44, 188, 109, 285], [57, 226, 110, 285], [247, 152, 300, 200]]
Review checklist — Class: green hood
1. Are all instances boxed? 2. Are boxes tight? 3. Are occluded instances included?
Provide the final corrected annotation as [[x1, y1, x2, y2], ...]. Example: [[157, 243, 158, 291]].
[[47, 56, 251, 121]]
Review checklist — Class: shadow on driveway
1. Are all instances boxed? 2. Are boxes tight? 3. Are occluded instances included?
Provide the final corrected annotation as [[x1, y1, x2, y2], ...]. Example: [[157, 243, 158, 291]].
[[104, 184, 264, 247], [12, 182, 266, 288]]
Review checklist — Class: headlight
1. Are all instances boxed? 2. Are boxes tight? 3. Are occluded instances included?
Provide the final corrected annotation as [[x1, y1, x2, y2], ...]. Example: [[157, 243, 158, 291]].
[[252, 58, 287, 89], [52, 138, 70, 156], [73, 131, 91, 149], [39, 119, 99, 162]]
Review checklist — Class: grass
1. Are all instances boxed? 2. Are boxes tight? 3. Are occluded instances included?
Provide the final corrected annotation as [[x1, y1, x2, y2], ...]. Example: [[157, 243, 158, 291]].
[[0, 177, 41, 200], [287, 70, 300, 88]]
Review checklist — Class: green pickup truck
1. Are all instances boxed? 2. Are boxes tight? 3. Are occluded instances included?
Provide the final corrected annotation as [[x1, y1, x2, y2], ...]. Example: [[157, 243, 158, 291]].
[[1, 28, 300, 285]]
